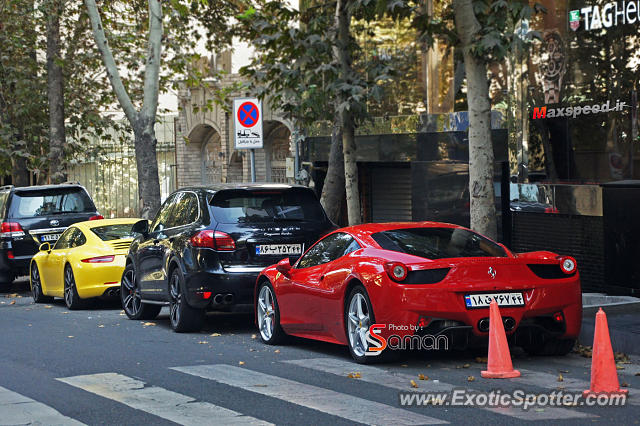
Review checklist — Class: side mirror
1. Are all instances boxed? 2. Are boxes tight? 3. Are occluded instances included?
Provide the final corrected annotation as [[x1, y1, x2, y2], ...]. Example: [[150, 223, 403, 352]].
[[39, 242, 51, 253], [276, 257, 292, 275], [131, 219, 150, 237]]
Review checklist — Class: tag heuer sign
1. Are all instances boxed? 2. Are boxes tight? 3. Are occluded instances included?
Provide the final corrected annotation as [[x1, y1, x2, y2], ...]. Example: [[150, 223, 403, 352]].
[[569, 10, 580, 31]]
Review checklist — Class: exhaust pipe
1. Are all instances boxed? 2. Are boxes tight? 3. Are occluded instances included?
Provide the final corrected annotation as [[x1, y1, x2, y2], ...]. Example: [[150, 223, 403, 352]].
[[503, 317, 516, 331], [478, 318, 490, 332], [213, 294, 224, 305], [223, 294, 234, 305]]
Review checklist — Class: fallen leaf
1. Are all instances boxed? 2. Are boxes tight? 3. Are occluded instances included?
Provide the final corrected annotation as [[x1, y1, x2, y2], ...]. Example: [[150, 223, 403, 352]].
[[616, 365, 625, 370], [418, 374, 428, 381], [9, 300, 15, 305], [462, 364, 470, 368], [210, 333, 221, 337], [98, 325, 105, 328], [557, 373, 564, 382], [455, 365, 462, 369], [347, 372, 362, 379], [239, 361, 245, 365], [198, 341, 208, 344], [61, 312, 68, 314], [621, 382, 629, 387], [68, 336, 74, 338], [559, 369, 569, 373], [426, 364, 431, 368], [467, 376, 475, 382], [249, 348, 256, 352], [7, 293, 18, 298], [635, 372, 640, 376], [410, 380, 418, 388], [534, 408, 545, 412], [27, 324, 32, 327], [274, 349, 280, 353], [475, 357, 488, 363], [401, 364, 408, 368], [44, 305, 52, 309], [251, 334, 257, 339], [143, 322, 156, 326]]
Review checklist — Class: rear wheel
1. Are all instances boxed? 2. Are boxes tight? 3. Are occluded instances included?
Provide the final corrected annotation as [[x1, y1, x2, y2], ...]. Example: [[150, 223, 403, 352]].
[[169, 268, 204, 332], [64, 265, 85, 310], [257, 281, 286, 344], [121, 264, 161, 320], [30, 263, 53, 303], [345, 286, 378, 364]]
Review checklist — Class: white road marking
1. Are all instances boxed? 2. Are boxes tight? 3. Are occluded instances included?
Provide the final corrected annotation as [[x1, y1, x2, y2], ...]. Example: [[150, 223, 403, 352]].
[[284, 358, 595, 421], [172, 364, 448, 425], [0, 385, 84, 426], [56, 373, 270, 426]]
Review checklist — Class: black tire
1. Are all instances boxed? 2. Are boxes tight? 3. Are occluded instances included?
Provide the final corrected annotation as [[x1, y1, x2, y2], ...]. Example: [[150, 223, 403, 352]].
[[64, 265, 85, 310], [121, 264, 161, 320], [169, 267, 204, 332], [524, 338, 575, 356], [256, 280, 286, 345], [30, 263, 53, 303], [345, 285, 385, 364]]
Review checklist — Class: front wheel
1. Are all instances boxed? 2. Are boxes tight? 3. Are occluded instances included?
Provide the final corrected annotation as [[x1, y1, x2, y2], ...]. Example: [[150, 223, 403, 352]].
[[121, 264, 161, 320], [256, 281, 286, 344], [30, 263, 53, 303], [169, 268, 204, 332], [64, 265, 85, 310]]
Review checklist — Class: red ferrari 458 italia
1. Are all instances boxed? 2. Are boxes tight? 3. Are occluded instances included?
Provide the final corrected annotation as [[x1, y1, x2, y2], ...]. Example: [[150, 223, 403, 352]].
[[255, 222, 581, 363]]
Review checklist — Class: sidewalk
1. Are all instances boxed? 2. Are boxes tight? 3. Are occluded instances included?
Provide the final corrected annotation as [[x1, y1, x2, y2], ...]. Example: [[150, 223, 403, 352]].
[[579, 293, 640, 355]]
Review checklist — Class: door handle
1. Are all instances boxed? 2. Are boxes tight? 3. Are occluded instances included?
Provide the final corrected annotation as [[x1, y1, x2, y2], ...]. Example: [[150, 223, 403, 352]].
[[320, 274, 325, 281]]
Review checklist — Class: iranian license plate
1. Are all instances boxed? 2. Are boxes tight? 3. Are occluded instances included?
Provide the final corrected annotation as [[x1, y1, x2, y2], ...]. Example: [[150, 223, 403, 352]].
[[464, 292, 525, 308], [255, 244, 302, 255], [40, 233, 61, 242]]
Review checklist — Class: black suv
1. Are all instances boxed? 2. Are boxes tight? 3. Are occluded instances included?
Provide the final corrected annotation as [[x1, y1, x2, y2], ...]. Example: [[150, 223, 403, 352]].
[[121, 184, 335, 332], [0, 183, 102, 287]]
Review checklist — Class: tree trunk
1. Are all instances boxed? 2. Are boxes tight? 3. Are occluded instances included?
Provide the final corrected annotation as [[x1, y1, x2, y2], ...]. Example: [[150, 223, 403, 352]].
[[46, 0, 66, 184], [453, 0, 497, 239], [11, 156, 30, 187], [85, 0, 163, 219], [133, 117, 161, 219], [320, 119, 345, 224], [333, 0, 361, 225]]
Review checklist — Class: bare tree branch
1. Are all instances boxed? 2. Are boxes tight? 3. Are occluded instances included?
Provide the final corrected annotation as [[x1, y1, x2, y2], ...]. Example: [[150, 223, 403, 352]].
[[84, 0, 137, 124]]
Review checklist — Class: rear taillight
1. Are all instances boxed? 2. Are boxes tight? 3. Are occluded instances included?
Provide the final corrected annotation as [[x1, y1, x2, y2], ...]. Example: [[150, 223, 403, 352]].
[[544, 206, 559, 213], [558, 256, 576, 274], [384, 262, 408, 282], [81, 255, 115, 263], [190, 230, 236, 251], [0, 222, 24, 238], [89, 215, 104, 220]]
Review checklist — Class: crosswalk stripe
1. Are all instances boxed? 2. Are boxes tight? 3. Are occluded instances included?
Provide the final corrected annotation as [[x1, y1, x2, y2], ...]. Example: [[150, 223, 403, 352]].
[[172, 364, 448, 425], [0, 385, 84, 426], [56, 373, 271, 426], [284, 358, 595, 421], [515, 368, 639, 405]]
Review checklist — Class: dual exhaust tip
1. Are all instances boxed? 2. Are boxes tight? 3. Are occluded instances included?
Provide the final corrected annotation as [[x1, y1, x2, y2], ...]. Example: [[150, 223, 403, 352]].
[[213, 293, 234, 305], [478, 316, 516, 332]]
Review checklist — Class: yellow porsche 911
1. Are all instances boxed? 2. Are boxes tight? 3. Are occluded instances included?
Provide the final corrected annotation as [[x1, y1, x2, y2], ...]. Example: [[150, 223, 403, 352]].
[[29, 218, 143, 309]]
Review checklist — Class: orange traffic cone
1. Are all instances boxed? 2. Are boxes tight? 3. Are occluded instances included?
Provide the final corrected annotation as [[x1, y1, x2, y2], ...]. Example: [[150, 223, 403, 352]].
[[583, 308, 628, 396], [481, 300, 521, 378]]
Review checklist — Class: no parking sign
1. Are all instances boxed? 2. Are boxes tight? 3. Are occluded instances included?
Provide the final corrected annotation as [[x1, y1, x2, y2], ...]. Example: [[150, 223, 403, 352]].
[[233, 98, 263, 149]]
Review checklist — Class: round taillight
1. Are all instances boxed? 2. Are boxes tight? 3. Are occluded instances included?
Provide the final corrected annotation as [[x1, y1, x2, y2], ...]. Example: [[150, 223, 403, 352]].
[[560, 257, 576, 274], [385, 262, 408, 281]]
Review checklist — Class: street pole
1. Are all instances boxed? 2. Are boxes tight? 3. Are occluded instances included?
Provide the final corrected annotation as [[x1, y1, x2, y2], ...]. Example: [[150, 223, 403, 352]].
[[250, 149, 256, 182]]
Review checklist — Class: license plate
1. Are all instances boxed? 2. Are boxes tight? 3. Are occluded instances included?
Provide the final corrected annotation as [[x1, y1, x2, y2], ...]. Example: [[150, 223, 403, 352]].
[[40, 234, 61, 242], [255, 244, 302, 255], [464, 292, 525, 308]]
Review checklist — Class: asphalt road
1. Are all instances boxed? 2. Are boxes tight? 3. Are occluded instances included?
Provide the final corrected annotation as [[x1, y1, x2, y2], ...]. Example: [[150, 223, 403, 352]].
[[2, 277, 640, 425]]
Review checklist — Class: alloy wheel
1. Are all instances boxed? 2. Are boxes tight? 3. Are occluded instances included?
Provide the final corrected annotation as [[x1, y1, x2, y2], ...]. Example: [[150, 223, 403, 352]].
[[121, 268, 142, 316], [169, 273, 181, 327], [347, 292, 371, 357], [31, 265, 42, 300], [257, 285, 275, 341], [64, 267, 75, 307]]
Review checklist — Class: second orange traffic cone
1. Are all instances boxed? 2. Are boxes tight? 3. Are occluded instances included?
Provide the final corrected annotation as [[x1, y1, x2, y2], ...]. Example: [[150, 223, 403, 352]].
[[583, 307, 628, 396], [481, 300, 521, 378]]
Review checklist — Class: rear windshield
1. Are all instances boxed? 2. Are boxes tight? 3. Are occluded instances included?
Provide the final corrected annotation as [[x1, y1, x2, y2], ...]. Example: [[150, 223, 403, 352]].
[[210, 188, 326, 224], [91, 224, 139, 241], [9, 188, 95, 218], [371, 227, 507, 259]]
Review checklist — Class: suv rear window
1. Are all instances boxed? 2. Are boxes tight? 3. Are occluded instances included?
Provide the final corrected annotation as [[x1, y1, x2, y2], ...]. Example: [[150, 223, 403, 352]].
[[371, 227, 507, 259], [210, 188, 325, 224], [91, 224, 139, 241], [9, 188, 95, 218]]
